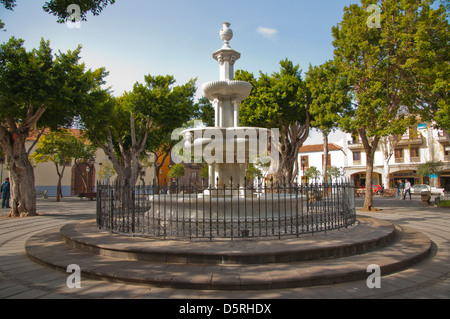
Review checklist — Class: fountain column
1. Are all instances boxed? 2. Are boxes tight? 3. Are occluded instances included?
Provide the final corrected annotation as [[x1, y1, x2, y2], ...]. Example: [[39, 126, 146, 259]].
[[203, 23, 252, 191], [182, 23, 268, 195]]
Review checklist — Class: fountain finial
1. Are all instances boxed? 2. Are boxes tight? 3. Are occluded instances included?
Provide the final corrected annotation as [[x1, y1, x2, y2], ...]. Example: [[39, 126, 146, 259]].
[[220, 22, 233, 49]]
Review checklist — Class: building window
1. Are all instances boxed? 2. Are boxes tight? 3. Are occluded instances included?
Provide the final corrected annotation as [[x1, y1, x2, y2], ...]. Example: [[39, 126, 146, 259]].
[[444, 146, 450, 161], [353, 151, 361, 165], [395, 148, 404, 163], [300, 156, 309, 170], [410, 147, 420, 162]]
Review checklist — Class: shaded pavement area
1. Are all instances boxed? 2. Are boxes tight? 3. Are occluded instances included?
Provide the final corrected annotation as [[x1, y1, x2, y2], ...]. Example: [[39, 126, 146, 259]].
[[0, 195, 448, 299]]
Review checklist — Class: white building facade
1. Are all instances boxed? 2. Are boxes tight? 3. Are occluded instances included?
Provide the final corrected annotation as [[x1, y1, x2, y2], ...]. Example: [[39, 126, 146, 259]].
[[298, 124, 450, 191]]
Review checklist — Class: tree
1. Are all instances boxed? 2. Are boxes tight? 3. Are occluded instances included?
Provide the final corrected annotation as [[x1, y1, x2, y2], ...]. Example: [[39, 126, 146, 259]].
[[80, 75, 197, 188], [167, 163, 185, 180], [306, 59, 351, 183], [236, 59, 310, 185], [417, 161, 444, 178], [414, 1, 449, 131], [30, 129, 95, 202], [192, 96, 214, 127], [1, 0, 115, 28], [304, 166, 321, 182], [332, 0, 448, 211], [0, 37, 107, 217], [97, 160, 116, 184], [31, 130, 73, 202], [327, 166, 343, 182], [379, 134, 400, 189], [246, 163, 263, 182]]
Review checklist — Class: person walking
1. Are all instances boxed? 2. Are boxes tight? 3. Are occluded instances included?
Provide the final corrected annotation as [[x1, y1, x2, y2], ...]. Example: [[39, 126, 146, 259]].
[[1, 177, 11, 208], [403, 180, 412, 200], [396, 180, 404, 199]]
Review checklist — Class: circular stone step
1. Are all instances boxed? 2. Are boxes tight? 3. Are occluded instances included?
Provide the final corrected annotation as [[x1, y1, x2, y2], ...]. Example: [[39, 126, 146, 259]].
[[59, 217, 395, 265], [25, 218, 432, 290]]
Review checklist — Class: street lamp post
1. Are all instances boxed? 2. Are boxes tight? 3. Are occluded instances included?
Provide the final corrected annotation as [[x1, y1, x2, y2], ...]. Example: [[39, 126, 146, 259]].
[[301, 157, 306, 184]]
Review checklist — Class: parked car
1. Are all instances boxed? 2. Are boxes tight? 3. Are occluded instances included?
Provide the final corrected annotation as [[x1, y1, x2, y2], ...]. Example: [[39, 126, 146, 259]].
[[372, 184, 383, 194], [411, 184, 445, 197]]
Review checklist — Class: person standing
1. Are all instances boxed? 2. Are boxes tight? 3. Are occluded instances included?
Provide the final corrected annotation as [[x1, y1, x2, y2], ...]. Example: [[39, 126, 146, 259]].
[[1, 177, 11, 208], [403, 180, 412, 200], [396, 180, 404, 199]]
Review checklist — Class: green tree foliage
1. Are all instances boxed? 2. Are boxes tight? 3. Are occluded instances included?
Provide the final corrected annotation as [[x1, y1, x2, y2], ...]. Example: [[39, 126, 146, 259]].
[[304, 166, 321, 181], [43, 0, 115, 23], [194, 97, 215, 127], [416, 161, 444, 177], [246, 163, 263, 181], [79, 75, 197, 188], [31, 130, 95, 202], [306, 59, 351, 182], [167, 163, 185, 179], [327, 166, 343, 182], [97, 161, 116, 183], [1, 0, 115, 27], [332, 0, 449, 211], [236, 59, 310, 184], [413, 1, 450, 131], [0, 37, 106, 217]]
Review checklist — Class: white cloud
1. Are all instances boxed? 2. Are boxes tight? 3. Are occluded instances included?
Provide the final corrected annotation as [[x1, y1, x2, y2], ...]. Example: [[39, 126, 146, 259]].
[[256, 26, 278, 40]]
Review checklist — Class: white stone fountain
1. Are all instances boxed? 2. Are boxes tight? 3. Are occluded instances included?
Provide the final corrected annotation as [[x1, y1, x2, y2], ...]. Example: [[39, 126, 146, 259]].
[[181, 22, 272, 195], [147, 23, 305, 232]]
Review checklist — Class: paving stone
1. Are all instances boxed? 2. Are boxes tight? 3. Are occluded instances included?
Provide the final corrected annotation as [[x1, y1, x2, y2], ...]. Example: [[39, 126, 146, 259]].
[[0, 197, 448, 299]]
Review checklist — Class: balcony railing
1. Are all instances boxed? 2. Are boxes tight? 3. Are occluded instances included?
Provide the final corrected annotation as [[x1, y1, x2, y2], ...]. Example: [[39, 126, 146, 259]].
[[348, 140, 363, 150], [396, 135, 423, 146]]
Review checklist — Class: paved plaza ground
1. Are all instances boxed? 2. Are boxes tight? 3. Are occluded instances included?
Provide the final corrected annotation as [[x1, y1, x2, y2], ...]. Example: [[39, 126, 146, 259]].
[[0, 194, 449, 299]]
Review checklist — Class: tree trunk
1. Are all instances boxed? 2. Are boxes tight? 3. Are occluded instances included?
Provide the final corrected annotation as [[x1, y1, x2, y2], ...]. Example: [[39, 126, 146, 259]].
[[275, 121, 310, 186], [364, 150, 375, 211], [322, 131, 329, 184], [5, 138, 38, 217], [383, 161, 390, 190], [55, 163, 66, 202], [358, 128, 380, 212]]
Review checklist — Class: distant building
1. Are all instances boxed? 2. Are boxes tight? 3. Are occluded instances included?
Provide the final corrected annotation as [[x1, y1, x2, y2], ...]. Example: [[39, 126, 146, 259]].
[[0, 129, 157, 197], [298, 143, 346, 183], [298, 124, 450, 191]]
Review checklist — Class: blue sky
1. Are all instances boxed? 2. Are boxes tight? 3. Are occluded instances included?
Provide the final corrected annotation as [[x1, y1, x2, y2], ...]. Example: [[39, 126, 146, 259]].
[[0, 0, 358, 100]]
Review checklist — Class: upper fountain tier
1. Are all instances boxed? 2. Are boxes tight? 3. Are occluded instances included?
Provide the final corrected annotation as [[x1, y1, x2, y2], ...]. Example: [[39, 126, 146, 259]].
[[202, 80, 252, 103], [212, 22, 241, 81], [181, 22, 266, 189], [202, 22, 253, 128]]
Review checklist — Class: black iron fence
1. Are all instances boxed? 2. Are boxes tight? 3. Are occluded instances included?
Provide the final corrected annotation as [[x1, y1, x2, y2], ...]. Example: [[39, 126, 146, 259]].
[[96, 179, 356, 241]]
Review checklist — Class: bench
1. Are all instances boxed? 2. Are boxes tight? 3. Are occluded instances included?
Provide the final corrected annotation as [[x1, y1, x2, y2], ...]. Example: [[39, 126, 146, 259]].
[[355, 189, 366, 197], [382, 189, 396, 197], [35, 190, 48, 199], [78, 192, 97, 200]]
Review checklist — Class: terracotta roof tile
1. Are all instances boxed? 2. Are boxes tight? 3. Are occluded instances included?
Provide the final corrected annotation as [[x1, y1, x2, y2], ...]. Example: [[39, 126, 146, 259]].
[[299, 143, 342, 153]]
